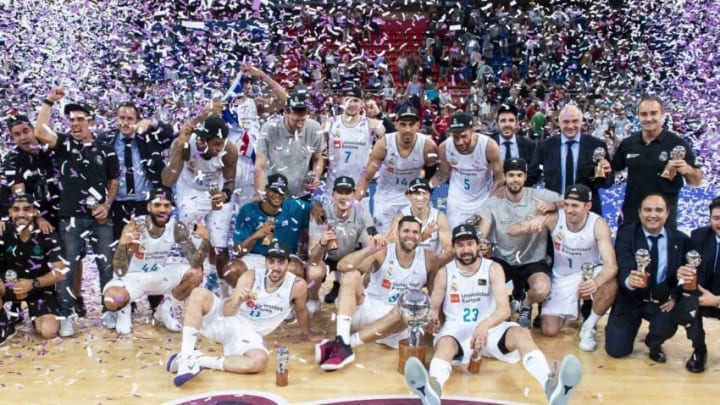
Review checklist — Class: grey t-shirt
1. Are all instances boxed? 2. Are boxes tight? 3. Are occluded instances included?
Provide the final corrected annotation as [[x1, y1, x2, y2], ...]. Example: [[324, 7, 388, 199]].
[[309, 200, 376, 261], [256, 116, 326, 198], [478, 187, 561, 265]]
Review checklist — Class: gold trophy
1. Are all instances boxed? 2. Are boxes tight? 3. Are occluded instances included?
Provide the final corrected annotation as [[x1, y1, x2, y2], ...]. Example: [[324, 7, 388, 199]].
[[467, 349, 483, 374], [635, 249, 651, 288], [325, 220, 339, 252], [261, 218, 275, 246], [660, 146, 686, 180], [592, 147, 607, 180], [580, 263, 595, 299], [129, 217, 146, 255], [682, 250, 701, 291], [208, 181, 221, 210]]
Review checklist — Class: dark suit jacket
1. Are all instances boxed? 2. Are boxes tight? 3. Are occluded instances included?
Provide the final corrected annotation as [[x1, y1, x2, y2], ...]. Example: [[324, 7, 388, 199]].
[[490, 133, 536, 186], [97, 121, 175, 189], [613, 222, 691, 315], [690, 226, 720, 294], [527, 134, 613, 215]]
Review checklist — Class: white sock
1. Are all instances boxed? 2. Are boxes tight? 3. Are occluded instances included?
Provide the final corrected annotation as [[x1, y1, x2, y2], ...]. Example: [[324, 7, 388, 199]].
[[181, 326, 199, 355], [349, 332, 364, 348], [429, 358, 452, 388], [336, 315, 352, 344], [522, 349, 552, 387], [584, 310, 602, 329], [198, 355, 225, 371]]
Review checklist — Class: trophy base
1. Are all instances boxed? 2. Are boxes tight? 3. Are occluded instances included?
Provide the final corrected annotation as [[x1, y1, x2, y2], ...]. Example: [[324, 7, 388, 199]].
[[398, 338, 427, 374]]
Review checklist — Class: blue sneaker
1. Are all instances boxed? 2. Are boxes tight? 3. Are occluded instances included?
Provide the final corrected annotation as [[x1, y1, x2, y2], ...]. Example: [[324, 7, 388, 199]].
[[404, 357, 441, 405], [546, 354, 583, 405]]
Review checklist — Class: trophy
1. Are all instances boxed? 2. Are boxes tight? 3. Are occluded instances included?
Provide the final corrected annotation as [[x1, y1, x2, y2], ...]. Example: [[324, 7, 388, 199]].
[[397, 289, 432, 374], [478, 231, 492, 259], [682, 250, 701, 291], [592, 147, 607, 180], [467, 349, 483, 374], [85, 196, 108, 225], [4, 269, 18, 288], [261, 218, 276, 246], [208, 180, 221, 210], [580, 263, 595, 299], [325, 220, 339, 252], [304, 172, 317, 190], [660, 145, 686, 180], [635, 249, 651, 288], [129, 217, 147, 257], [275, 345, 289, 387]]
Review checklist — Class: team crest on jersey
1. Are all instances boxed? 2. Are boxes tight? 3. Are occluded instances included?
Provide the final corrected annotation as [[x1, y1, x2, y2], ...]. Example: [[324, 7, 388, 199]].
[[553, 230, 563, 251], [95, 155, 104, 165], [386, 266, 393, 276], [388, 157, 396, 166], [450, 281, 459, 292], [659, 151, 668, 162], [449, 158, 458, 166], [382, 278, 392, 289], [450, 293, 460, 303]]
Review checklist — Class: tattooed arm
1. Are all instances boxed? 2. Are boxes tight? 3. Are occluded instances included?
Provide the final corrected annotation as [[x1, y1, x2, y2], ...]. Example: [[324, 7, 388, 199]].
[[174, 221, 210, 268], [113, 220, 139, 277]]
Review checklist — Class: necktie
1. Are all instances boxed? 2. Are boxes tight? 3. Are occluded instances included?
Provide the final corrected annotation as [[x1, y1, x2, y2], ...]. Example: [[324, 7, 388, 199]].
[[714, 241, 720, 273], [503, 141, 512, 162], [123, 137, 135, 195], [648, 235, 663, 284], [564, 140, 576, 191]]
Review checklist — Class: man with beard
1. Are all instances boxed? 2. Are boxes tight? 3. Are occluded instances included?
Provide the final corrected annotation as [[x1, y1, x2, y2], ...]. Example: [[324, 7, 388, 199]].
[[476, 158, 562, 328], [35, 86, 120, 337], [506, 184, 618, 351], [103, 187, 206, 335], [356, 106, 438, 233], [162, 114, 238, 296], [324, 84, 385, 204], [429, 113, 504, 228], [308, 176, 385, 306], [490, 104, 536, 166], [403, 224, 582, 405], [0, 194, 66, 343], [316, 216, 439, 371], [166, 242, 321, 387]]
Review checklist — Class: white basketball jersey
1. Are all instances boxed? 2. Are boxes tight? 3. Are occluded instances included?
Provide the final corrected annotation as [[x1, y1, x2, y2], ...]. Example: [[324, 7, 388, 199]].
[[400, 206, 442, 255], [326, 115, 373, 190], [126, 216, 177, 274], [376, 133, 427, 195], [445, 134, 493, 204], [365, 243, 428, 305], [238, 268, 296, 336], [551, 210, 601, 277], [442, 258, 495, 324], [176, 133, 228, 192]]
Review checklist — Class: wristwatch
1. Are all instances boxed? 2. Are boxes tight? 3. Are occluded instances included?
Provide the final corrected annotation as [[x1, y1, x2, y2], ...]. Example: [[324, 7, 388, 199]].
[[32, 278, 41, 290]]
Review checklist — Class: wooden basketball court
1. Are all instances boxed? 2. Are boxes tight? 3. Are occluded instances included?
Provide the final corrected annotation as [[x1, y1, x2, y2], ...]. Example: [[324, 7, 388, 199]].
[[1, 277, 718, 404]]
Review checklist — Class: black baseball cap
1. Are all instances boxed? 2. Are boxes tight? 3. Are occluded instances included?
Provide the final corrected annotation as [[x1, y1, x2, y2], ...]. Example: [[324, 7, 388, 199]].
[[447, 113, 473, 132], [407, 178, 431, 193], [342, 83, 362, 99], [64, 102, 94, 116], [195, 115, 229, 140], [396, 105, 419, 122], [503, 157, 527, 173], [148, 186, 175, 205], [267, 173, 289, 195], [5, 114, 32, 131], [266, 241, 290, 260], [496, 103, 518, 118], [11, 193, 36, 206], [452, 224, 479, 243], [286, 86, 309, 111], [333, 176, 356, 191], [564, 184, 592, 202]]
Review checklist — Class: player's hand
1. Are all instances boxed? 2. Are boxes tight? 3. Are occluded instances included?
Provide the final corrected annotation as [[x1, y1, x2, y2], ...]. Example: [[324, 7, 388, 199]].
[[46, 86, 65, 102], [135, 119, 157, 135], [120, 218, 140, 245], [92, 203, 109, 221], [36, 217, 55, 234], [627, 270, 647, 289], [676, 265, 696, 287], [426, 315, 441, 334], [193, 220, 210, 240], [532, 197, 555, 214], [421, 220, 438, 241], [13, 279, 33, 297], [578, 278, 599, 298], [470, 323, 489, 352], [179, 122, 194, 144], [698, 285, 720, 307]]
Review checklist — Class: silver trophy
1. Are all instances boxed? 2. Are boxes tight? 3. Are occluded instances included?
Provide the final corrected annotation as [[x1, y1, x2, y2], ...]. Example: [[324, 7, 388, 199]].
[[683, 250, 701, 290], [660, 145, 686, 180], [398, 289, 432, 347], [592, 147, 607, 180], [635, 249, 651, 288], [580, 263, 595, 299]]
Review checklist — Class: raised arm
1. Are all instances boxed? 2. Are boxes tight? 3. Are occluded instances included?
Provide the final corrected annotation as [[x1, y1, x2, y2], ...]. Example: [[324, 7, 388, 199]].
[[223, 269, 256, 316], [337, 245, 386, 273], [505, 212, 555, 237], [175, 221, 211, 268], [161, 123, 193, 187], [355, 137, 387, 200], [429, 142, 450, 188], [35, 86, 66, 148], [485, 137, 505, 195]]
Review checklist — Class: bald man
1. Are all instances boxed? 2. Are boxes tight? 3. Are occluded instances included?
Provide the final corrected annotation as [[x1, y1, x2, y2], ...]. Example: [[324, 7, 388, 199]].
[[527, 105, 613, 216]]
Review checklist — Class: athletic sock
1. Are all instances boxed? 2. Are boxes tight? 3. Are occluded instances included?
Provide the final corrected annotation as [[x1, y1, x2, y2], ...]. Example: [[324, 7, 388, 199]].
[[429, 358, 452, 388], [584, 310, 602, 329], [349, 332, 364, 348], [522, 349, 552, 387], [336, 315, 352, 344], [198, 355, 225, 371], [181, 326, 199, 355]]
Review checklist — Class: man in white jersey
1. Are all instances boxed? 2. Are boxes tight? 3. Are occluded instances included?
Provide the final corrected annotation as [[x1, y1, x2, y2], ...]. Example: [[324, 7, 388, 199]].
[[404, 224, 583, 405], [316, 216, 438, 371], [324, 84, 385, 206], [388, 178, 452, 259], [162, 115, 238, 294], [429, 113, 504, 228], [104, 187, 207, 334], [167, 242, 321, 387], [507, 184, 618, 351], [356, 106, 438, 233]]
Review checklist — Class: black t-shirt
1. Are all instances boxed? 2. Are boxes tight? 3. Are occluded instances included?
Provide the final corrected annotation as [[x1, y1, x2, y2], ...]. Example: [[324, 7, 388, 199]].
[[0, 225, 63, 296], [2, 146, 61, 224], [52, 133, 120, 218]]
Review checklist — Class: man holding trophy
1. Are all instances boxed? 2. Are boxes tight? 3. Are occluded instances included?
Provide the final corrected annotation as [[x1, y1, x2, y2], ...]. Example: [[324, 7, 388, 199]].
[[605, 194, 695, 362], [403, 224, 583, 405]]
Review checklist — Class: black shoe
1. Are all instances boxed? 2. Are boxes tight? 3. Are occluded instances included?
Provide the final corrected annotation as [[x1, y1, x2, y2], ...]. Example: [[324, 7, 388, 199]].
[[649, 346, 667, 363], [0, 324, 16, 346], [74, 296, 87, 318], [8, 303, 24, 328], [685, 350, 707, 373], [324, 281, 341, 304]]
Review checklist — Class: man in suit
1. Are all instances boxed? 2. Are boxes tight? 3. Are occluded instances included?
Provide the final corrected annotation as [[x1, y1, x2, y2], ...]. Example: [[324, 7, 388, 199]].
[[683, 196, 720, 373], [527, 104, 613, 216], [490, 104, 536, 181], [605, 193, 694, 363]]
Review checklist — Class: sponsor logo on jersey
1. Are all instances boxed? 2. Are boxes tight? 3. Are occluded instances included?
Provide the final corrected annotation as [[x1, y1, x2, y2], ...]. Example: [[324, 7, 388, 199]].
[[382, 278, 392, 289], [450, 293, 460, 303]]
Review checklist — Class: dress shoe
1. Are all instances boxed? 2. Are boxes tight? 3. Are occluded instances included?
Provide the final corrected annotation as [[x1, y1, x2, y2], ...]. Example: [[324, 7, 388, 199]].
[[685, 350, 707, 373], [648, 346, 667, 363]]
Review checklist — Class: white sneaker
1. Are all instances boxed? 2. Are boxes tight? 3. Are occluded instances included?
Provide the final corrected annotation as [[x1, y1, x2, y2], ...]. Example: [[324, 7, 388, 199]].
[[154, 301, 182, 332], [306, 299, 321, 317], [115, 307, 132, 335], [59, 317, 75, 337], [173, 351, 202, 387], [404, 357, 441, 405], [546, 354, 583, 405], [101, 311, 117, 329], [579, 323, 598, 352]]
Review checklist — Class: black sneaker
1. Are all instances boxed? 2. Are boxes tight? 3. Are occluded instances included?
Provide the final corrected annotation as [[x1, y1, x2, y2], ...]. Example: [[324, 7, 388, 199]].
[[74, 296, 87, 318], [324, 281, 341, 304], [517, 305, 532, 328], [0, 324, 16, 346], [8, 302, 24, 328]]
